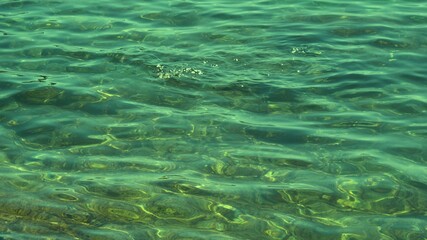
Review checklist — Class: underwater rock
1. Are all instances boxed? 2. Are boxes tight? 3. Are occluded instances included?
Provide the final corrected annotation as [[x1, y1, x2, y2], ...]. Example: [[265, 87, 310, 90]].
[[13, 86, 65, 105]]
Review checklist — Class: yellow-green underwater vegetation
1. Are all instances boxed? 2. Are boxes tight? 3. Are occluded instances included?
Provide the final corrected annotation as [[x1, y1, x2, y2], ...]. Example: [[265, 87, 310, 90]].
[[0, 0, 426, 239]]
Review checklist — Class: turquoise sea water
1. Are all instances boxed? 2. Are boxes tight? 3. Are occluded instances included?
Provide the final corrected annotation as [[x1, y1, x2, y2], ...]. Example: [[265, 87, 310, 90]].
[[1, 0, 427, 239]]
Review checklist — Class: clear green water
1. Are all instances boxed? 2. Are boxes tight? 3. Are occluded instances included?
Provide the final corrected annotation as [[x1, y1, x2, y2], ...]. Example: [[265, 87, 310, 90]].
[[1, 0, 426, 239]]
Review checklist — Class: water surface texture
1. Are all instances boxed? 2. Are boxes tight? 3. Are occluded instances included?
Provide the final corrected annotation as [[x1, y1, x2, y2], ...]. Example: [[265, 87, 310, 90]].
[[1, 0, 427, 239]]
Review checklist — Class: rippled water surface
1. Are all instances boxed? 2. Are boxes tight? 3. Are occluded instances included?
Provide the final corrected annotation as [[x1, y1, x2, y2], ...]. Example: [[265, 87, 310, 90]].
[[1, 0, 427, 239]]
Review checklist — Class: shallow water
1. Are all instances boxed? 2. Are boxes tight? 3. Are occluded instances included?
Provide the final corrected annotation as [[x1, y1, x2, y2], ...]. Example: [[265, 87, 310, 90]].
[[1, 0, 427, 239]]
